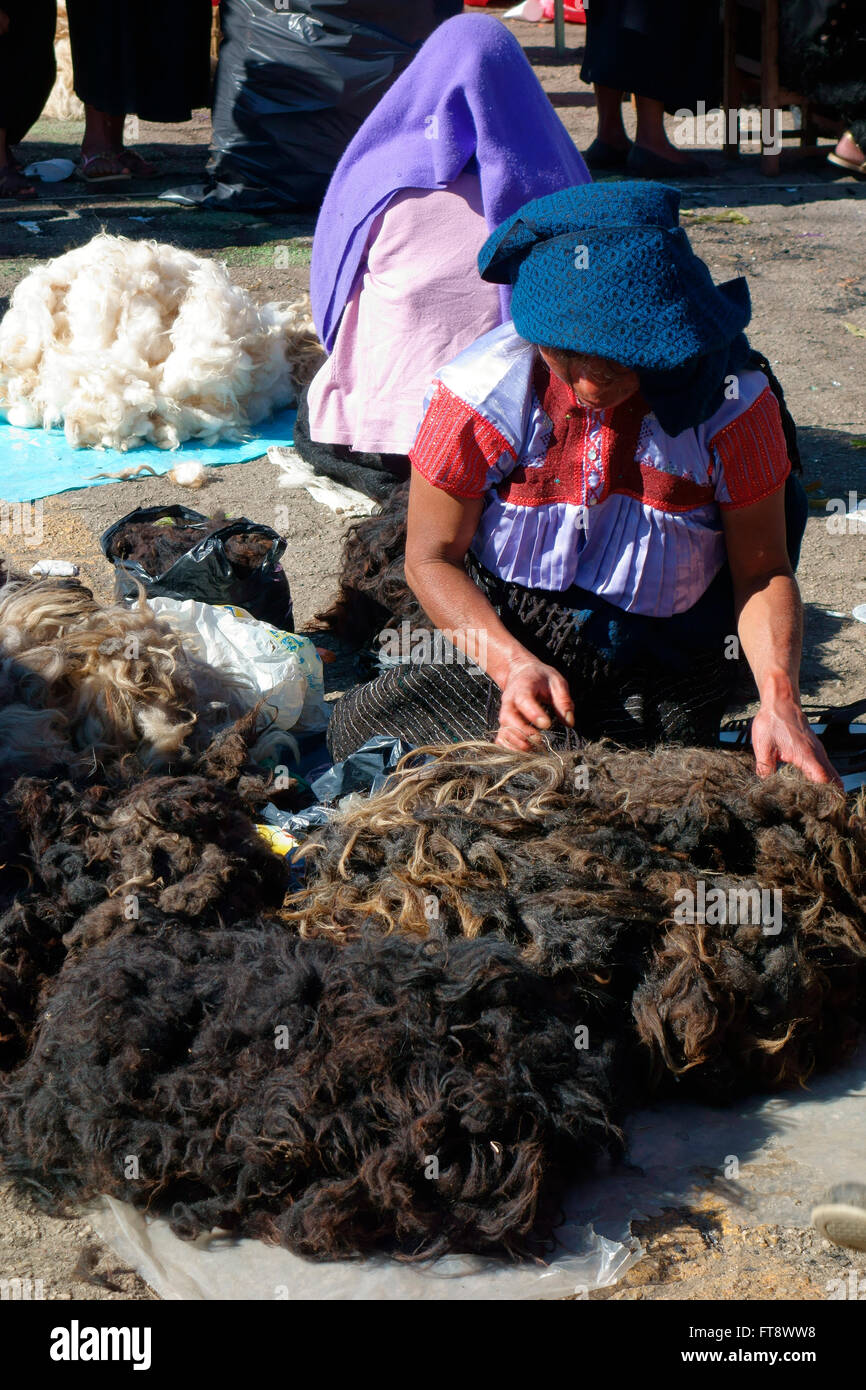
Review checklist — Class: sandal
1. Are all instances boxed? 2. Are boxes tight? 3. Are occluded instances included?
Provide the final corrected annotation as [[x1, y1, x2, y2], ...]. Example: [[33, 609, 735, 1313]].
[[827, 132, 866, 176], [0, 164, 37, 200], [120, 149, 158, 179], [78, 152, 132, 184]]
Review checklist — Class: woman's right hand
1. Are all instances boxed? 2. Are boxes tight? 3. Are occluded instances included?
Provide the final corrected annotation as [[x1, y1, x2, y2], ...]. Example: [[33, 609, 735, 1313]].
[[495, 655, 574, 751]]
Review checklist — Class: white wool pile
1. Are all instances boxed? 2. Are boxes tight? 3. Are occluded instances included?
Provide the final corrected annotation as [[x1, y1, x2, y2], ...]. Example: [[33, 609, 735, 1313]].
[[43, 2, 85, 122], [0, 234, 324, 451]]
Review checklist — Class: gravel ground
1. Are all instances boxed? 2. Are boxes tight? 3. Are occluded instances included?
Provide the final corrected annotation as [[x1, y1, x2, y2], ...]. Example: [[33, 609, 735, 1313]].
[[1, 7, 865, 1303]]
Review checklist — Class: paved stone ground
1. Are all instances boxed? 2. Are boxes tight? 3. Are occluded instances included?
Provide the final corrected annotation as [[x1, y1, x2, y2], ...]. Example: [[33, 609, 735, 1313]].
[[1, 7, 864, 1302]]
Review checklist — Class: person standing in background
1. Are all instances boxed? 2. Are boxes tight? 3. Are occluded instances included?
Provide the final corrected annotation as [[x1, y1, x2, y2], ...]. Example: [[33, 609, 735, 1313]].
[[0, 1, 57, 199], [66, 0, 212, 183], [581, 0, 722, 177]]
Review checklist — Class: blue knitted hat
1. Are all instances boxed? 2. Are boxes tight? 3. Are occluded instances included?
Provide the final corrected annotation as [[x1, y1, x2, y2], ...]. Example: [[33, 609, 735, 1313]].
[[478, 182, 754, 433]]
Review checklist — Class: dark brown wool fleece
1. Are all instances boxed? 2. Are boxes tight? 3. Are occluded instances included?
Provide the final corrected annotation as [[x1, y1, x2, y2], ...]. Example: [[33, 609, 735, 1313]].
[[0, 923, 628, 1262], [289, 740, 866, 1101]]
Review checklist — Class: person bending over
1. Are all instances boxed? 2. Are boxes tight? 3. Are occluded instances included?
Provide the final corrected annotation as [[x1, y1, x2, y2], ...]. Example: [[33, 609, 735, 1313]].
[[328, 182, 836, 788]]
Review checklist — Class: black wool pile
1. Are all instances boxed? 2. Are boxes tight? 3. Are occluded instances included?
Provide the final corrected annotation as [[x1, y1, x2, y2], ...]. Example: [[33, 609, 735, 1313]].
[[0, 925, 628, 1261], [315, 482, 427, 647], [0, 733, 291, 1069], [2, 559, 865, 1263]]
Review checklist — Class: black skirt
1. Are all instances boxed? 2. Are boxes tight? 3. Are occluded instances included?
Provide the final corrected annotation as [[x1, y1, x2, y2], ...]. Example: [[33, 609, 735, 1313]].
[[0, 0, 57, 146], [66, 0, 212, 121], [326, 471, 809, 763], [293, 383, 410, 504], [580, 0, 722, 113], [326, 557, 741, 763]]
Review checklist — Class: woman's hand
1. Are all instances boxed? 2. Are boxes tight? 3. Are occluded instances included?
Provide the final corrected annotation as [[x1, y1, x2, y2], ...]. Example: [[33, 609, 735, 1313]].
[[0, 10, 10, 36], [406, 473, 578, 753], [495, 654, 574, 751], [722, 490, 841, 789], [752, 697, 842, 787]]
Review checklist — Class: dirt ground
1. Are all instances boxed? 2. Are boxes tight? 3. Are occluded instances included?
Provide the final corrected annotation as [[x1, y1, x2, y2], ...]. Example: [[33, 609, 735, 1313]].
[[1, 8, 865, 1303]]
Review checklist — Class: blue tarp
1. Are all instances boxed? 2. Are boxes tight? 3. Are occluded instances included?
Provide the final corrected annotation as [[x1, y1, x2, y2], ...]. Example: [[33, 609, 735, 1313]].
[[0, 409, 296, 503]]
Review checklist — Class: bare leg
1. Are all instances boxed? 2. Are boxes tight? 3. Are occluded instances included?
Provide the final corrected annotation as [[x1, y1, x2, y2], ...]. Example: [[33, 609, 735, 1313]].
[[594, 85, 630, 150], [81, 105, 125, 160], [634, 95, 695, 165]]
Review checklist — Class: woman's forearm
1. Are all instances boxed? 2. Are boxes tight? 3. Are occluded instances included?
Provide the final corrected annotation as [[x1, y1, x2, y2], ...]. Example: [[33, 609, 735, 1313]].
[[404, 553, 530, 686], [735, 571, 803, 708]]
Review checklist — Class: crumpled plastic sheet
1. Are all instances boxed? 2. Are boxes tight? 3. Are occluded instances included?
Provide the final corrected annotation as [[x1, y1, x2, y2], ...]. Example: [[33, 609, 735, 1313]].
[[88, 1044, 866, 1300], [89, 1201, 638, 1301], [308, 735, 414, 803]]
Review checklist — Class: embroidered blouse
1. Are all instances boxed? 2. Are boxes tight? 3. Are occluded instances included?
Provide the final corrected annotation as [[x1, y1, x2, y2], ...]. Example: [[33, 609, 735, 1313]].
[[408, 323, 790, 617]]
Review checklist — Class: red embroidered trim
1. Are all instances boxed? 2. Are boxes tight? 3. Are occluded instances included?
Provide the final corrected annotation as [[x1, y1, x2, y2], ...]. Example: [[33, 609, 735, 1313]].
[[499, 366, 711, 512], [711, 386, 790, 509], [613, 468, 715, 511], [498, 361, 584, 506], [409, 381, 515, 499], [610, 398, 715, 510]]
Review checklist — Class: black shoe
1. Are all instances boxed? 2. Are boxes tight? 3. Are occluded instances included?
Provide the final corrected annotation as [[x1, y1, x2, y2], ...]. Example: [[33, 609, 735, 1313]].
[[583, 137, 632, 172], [627, 145, 709, 179]]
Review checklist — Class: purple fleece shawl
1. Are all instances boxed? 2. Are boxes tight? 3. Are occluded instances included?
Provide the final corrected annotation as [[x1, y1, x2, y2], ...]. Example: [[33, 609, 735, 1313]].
[[310, 13, 590, 352]]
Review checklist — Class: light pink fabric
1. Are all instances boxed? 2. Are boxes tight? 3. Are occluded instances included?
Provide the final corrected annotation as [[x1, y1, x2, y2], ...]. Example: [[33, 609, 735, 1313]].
[[306, 170, 503, 456]]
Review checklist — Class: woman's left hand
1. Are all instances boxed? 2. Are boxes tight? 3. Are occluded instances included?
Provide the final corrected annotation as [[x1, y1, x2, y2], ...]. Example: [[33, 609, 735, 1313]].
[[751, 699, 842, 787]]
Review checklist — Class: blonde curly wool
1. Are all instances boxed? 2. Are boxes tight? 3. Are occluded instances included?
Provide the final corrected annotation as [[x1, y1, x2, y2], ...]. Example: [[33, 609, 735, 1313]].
[[0, 235, 324, 451], [0, 577, 252, 773]]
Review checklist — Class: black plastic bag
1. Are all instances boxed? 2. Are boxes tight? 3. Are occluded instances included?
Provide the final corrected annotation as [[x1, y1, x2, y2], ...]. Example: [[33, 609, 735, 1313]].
[[207, 0, 463, 210], [101, 505, 294, 630], [309, 733, 414, 803]]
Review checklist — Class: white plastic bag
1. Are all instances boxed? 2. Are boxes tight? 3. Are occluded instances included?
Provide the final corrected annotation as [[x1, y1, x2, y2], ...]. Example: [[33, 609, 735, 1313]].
[[149, 596, 330, 733]]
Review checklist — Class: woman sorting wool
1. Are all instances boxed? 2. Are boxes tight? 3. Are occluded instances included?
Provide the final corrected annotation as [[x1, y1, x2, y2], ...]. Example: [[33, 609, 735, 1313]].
[[328, 182, 837, 788], [301, 12, 590, 500]]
